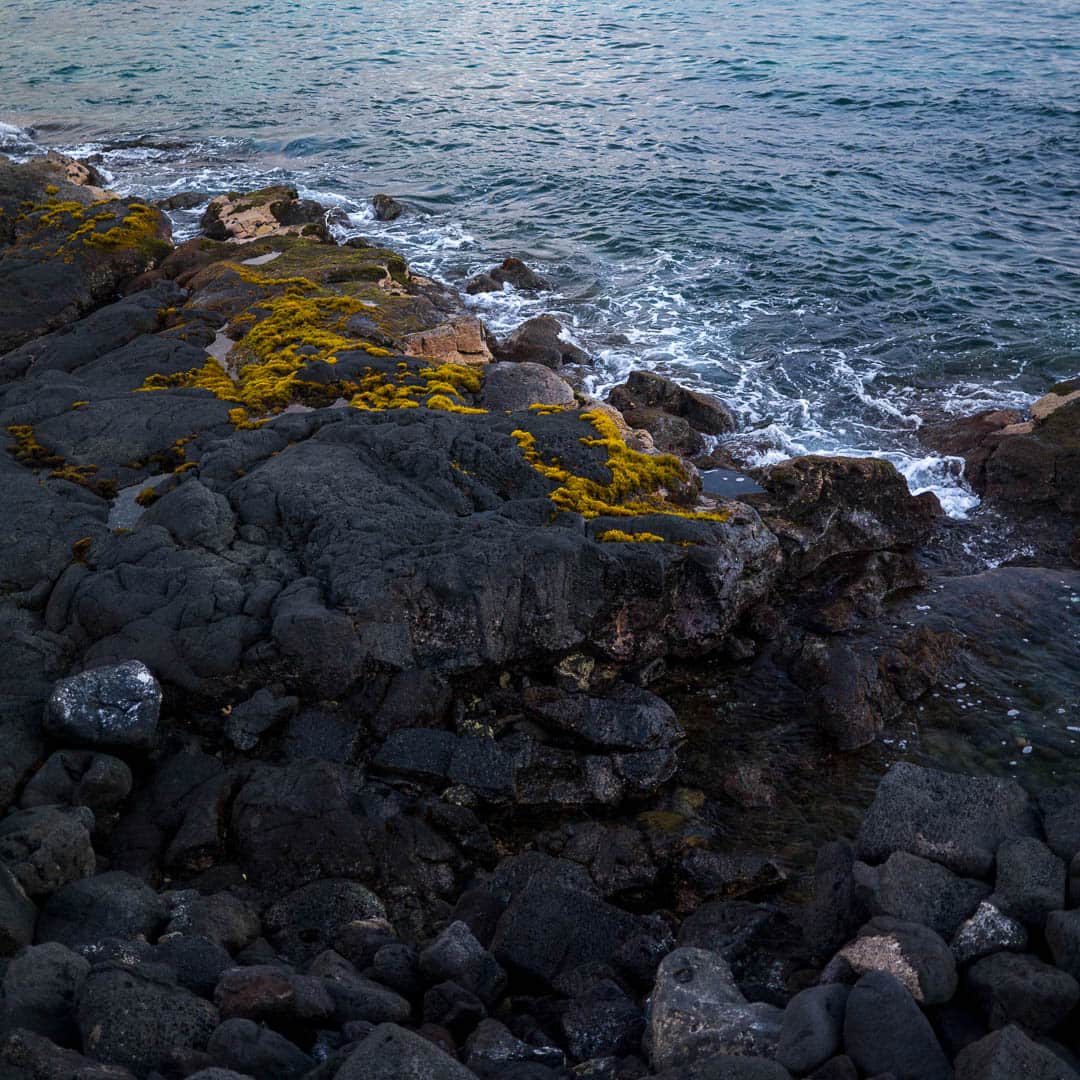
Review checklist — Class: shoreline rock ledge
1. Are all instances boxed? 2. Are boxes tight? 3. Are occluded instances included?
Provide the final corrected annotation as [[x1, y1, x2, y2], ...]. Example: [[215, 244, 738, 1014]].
[[2, 151, 1078, 1080]]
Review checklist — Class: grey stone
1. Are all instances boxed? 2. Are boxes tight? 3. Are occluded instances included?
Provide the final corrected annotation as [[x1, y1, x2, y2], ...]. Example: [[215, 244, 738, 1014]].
[[0, 863, 37, 957], [843, 971, 951, 1080], [645, 946, 785, 1071], [803, 842, 864, 957], [856, 763, 1039, 877], [955, 1024, 1080, 1080], [0, 805, 96, 898], [1046, 909, 1080, 981], [207, 1017, 312, 1080], [966, 952, 1079, 1032], [561, 979, 644, 1059], [990, 837, 1065, 923], [76, 963, 219, 1077], [336, 1022, 478, 1079], [35, 871, 167, 953], [43, 661, 161, 748], [480, 362, 576, 413], [855, 851, 989, 938], [419, 920, 506, 1007], [776, 984, 849, 1075], [833, 917, 956, 1004], [19, 750, 133, 815], [951, 901, 1028, 966], [1, 941, 90, 1043]]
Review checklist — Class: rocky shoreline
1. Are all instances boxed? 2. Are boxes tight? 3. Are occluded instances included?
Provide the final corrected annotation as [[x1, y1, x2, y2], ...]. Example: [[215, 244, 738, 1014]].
[[0, 150, 1078, 1080]]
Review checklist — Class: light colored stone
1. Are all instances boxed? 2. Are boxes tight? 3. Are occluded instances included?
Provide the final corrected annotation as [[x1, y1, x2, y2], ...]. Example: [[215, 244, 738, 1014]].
[[403, 316, 492, 366]]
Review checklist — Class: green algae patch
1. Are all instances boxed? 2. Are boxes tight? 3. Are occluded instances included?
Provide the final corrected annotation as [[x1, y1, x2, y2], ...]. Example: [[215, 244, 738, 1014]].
[[512, 410, 728, 522]]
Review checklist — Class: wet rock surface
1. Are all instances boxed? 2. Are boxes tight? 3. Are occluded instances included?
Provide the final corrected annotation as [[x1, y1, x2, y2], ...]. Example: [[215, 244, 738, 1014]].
[[1, 156, 1079, 1078]]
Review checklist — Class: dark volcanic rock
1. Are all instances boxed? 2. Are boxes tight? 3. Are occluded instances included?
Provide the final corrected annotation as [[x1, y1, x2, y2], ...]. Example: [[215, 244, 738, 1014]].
[[830, 916, 957, 1005], [966, 951, 1079, 1032], [856, 762, 1039, 878], [1, 941, 90, 1044], [19, 750, 133, 817], [0, 864, 37, 956], [495, 315, 591, 369], [0, 1028, 136, 1080], [1046, 909, 1080, 982], [608, 370, 736, 454], [0, 804, 96, 899], [206, 1017, 312, 1080], [43, 661, 161, 749], [76, 963, 219, 1078], [371, 194, 405, 221], [954, 1024, 1080, 1080], [419, 920, 507, 1007], [491, 878, 643, 985], [990, 837, 1066, 923], [951, 901, 1028, 966], [263, 879, 386, 964], [337, 1021, 478, 1079], [35, 871, 167, 953], [561, 979, 644, 1060], [842, 971, 951, 1080], [854, 850, 989, 939], [0, 158, 171, 353], [465, 257, 549, 293], [775, 984, 849, 1075], [479, 361, 576, 412], [803, 841, 865, 958]]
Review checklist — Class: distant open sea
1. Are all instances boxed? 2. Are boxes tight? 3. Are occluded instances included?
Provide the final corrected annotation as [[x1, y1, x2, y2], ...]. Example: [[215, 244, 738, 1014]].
[[2, 0, 1078, 515]]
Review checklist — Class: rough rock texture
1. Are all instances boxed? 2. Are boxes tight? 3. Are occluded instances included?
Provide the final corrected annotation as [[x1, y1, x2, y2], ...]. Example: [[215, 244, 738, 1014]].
[[495, 315, 590, 369], [856, 762, 1039, 877], [201, 186, 330, 242], [43, 661, 161, 749], [966, 952, 1080, 1032], [954, 1024, 1080, 1080], [336, 1022, 478, 1079]]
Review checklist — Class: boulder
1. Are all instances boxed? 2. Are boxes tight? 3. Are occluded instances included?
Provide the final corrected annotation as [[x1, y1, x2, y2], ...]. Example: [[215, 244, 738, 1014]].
[[1046, 909, 1080, 981], [212, 965, 335, 1025], [1, 941, 90, 1044], [854, 850, 989, 938], [803, 842, 864, 957], [645, 946, 783, 1070], [495, 315, 590, 369], [419, 921, 506, 1007], [990, 837, 1066, 923], [609, 370, 736, 436], [336, 1022, 478, 1079], [830, 917, 957, 1004], [19, 751, 132, 816], [263, 879, 386, 965], [466, 1018, 564, 1075], [308, 950, 412, 1026], [0, 1028, 136, 1080], [966, 952, 1079, 1032], [43, 661, 161, 749], [951, 901, 1028, 966], [842, 971, 951, 1080], [490, 879, 643, 985], [775, 985, 849, 1075], [561, 979, 644, 1059], [0, 805, 96, 898], [479, 362, 576, 412], [206, 1018, 312, 1080], [465, 257, 548, 294], [954, 1024, 1080, 1080], [0, 864, 37, 956], [371, 194, 405, 221], [35, 871, 167, 953], [76, 963, 219, 1077], [201, 186, 329, 242], [401, 313, 492, 365], [856, 763, 1039, 878]]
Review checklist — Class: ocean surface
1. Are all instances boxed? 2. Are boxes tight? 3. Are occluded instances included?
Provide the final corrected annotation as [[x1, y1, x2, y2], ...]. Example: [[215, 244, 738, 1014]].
[[2, 0, 1079, 517]]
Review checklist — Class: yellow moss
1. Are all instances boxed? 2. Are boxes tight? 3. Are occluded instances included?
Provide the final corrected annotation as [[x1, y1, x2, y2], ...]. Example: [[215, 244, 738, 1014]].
[[36, 200, 85, 229], [513, 411, 729, 522], [72, 537, 92, 562], [134, 486, 160, 507], [349, 362, 486, 414], [45, 184, 60, 196], [6, 425, 63, 468], [228, 407, 266, 430], [597, 529, 666, 543], [174, 461, 198, 474], [139, 357, 238, 399], [81, 203, 169, 259], [528, 403, 567, 415], [70, 400, 89, 409]]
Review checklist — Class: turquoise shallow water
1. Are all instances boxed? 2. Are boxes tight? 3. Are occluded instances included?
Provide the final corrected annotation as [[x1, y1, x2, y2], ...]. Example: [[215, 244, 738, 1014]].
[[2, 0, 1079, 514]]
